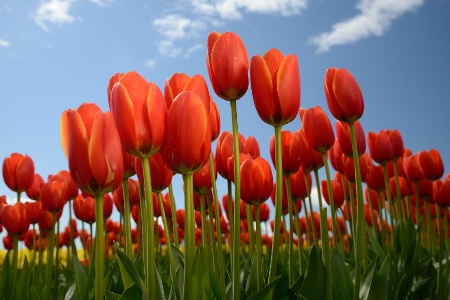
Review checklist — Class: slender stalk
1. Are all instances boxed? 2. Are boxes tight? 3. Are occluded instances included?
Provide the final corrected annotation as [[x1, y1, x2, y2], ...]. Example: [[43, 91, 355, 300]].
[[157, 193, 176, 282], [444, 211, 449, 298], [306, 173, 318, 246], [293, 200, 303, 275], [11, 235, 19, 299], [268, 125, 283, 283], [142, 156, 156, 300], [436, 203, 443, 294], [206, 193, 219, 274], [199, 193, 211, 273], [82, 222, 87, 262], [301, 198, 311, 247], [246, 203, 255, 259], [230, 99, 242, 299], [209, 153, 227, 300], [94, 194, 105, 300], [255, 205, 263, 290], [392, 160, 405, 222], [320, 208, 332, 300], [68, 199, 75, 268], [183, 173, 195, 300], [285, 175, 295, 286], [413, 183, 420, 226], [348, 183, 356, 248], [382, 164, 397, 254], [424, 201, 436, 254], [168, 183, 179, 247], [122, 178, 133, 257], [349, 122, 366, 298], [227, 179, 234, 247], [44, 212, 56, 300]]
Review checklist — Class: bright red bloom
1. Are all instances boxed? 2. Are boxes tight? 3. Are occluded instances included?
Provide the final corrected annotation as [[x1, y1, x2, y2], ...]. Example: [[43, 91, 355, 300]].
[[386, 130, 404, 160], [240, 157, 273, 206], [368, 130, 394, 165], [243, 136, 260, 159], [26, 174, 44, 200], [103, 193, 113, 219], [107, 72, 123, 110], [403, 154, 424, 183], [250, 48, 300, 126], [209, 98, 221, 141], [60, 103, 124, 195], [121, 148, 136, 179], [2, 153, 35, 194], [161, 91, 211, 175], [215, 131, 244, 180], [328, 140, 345, 174], [287, 166, 311, 201], [433, 180, 450, 207], [40, 180, 68, 213], [417, 178, 433, 200], [336, 120, 365, 157], [297, 129, 324, 172], [113, 178, 140, 213], [389, 177, 410, 200], [342, 153, 372, 182], [193, 156, 216, 194], [321, 179, 344, 208], [3, 234, 13, 250], [418, 149, 444, 181], [2, 202, 30, 236], [324, 68, 364, 123], [364, 186, 380, 211], [270, 130, 301, 176], [25, 201, 42, 224], [110, 71, 167, 157], [81, 196, 96, 224], [164, 73, 210, 112], [227, 153, 252, 183], [207, 32, 249, 101], [366, 165, 386, 192], [259, 202, 270, 222], [176, 209, 185, 229], [135, 153, 173, 193], [301, 106, 335, 153], [57, 170, 79, 200]]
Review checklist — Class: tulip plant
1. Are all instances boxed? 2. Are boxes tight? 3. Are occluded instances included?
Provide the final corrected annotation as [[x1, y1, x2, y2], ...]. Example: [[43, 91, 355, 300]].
[[0, 31, 449, 300]]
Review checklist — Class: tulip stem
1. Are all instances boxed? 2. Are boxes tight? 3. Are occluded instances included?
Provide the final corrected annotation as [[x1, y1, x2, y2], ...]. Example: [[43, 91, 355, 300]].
[[68, 199, 77, 268], [268, 125, 283, 284], [320, 207, 333, 300], [209, 153, 227, 300], [199, 194, 211, 273], [382, 164, 397, 254], [44, 212, 56, 300], [183, 173, 195, 300], [349, 122, 366, 298], [285, 175, 295, 286], [11, 235, 19, 299], [168, 183, 179, 248], [122, 178, 133, 257], [206, 192, 219, 273], [230, 99, 242, 299], [293, 201, 303, 274], [301, 197, 311, 247], [305, 174, 318, 246], [255, 205, 263, 290], [94, 194, 105, 300], [142, 156, 156, 300], [157, 193, 176, 283]]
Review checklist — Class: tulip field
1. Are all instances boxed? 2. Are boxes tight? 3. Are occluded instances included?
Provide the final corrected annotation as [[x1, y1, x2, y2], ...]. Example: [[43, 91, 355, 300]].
[[1, 31, 450, 300]]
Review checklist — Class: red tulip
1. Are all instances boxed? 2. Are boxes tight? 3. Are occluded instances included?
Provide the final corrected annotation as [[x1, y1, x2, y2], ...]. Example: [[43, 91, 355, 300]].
[[2, 153, 35, 194], [301, 106, 335, 153], [417, 178, 433, 200], [342, 153, 372, 182], [418, 149, 444, 181], [243, 136, 260, 159], [403, 154, 424, 182], [121, 148, 136, 179], [368, 130, 393, 165], [227, 153, 252, 184], [81, 196, 96, 224], [285, 166, 311, 201], [40, 180, 68, 213], [240, 157, 273, 206], [135, 153, 173, 193], [433, 180, 450, 207], [215, 131, 244, 180], [26, 174, 44, 200], [110, 71, 167, 157], [364, 186, 380, 211], [113, 178, 140, 213], [321, 179, 344, 208], [60, 103, 124, 195], [386, 130, 404, 160], [165, 73, 210, 111], [259, 202, 270, 222], [366, 165, 386, 192], [250, 48, 300, 126], [103, 193, 114, 219], [297, 129, 324, 172], [336, 120, 365, 157], [3, 234, 13, 250], [207, 32, 249, 101], [162, 91, 211, 174], [57, 170, 79, 200], [324, 68, 364, 123], [2, 202, 30, 236], [328, 140, 345, 174], [176, 209, 185, 229], [193, 156, 216, 194], [25, 201, 42, 224], [270, 130, 301, 176], [107, 72, 123, 110], [209, 97, 221, 141]]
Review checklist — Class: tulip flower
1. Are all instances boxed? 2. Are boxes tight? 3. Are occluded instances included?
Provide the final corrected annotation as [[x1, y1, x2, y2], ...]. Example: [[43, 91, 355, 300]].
[[2, 153, 35, 201], [336, 120, 365, 157], [165, 73, 210, 111], [328, 140, 345, 174], [209, 97, 221, 141], [386, 130, 404, 160], [403, 154, 425, 183], [243, 136, 260, 158], [250, 48, 300, 126], [301, 106, 335, 153], [433, 180, 450, 207], [26, 174, 44, 201], [215, 131, 244, 180], [324, 68, 364, 123], [321, 179, 345, 208], [418, 149, 444, 181], [240, 157, 273, 206], [193, 156, 216, 194], [136, 153, 173, 193], [270, 130, 302, 176], [368, 130, 394, 165]]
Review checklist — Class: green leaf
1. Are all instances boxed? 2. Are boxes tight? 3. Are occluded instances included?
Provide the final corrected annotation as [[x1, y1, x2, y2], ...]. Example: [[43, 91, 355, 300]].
[[155, 266, 167, 300], [367, 228, 386, 260], [115, 244, 142, 290], [299, 245, 325, 300], [368, 256, 390, 300], [72, 251, 88, 299], [105, 290, 121, 300], [0, 252, 11, 299], [247, 275, 281, 300], [177, 265, 184, 300], [209, 271, 223, 300], [245, 253, 258, 297], [16, 257, 31, 300], [331, 249, 354, 300], [171, 244, 184, 271], [64, 282, 76, 300], [119, 283, 141, 300], [191, 246, 211, 300], [359, 256, 378, 300]]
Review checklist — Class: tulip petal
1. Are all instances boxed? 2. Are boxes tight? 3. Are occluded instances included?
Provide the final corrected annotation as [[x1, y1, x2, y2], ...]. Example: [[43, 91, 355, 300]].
[[146, 83, 167, 155], [183, 74, 210, 112], [277, 54, 300, 125], [60, 111, 70, 159], [250, 55, 275, 124]]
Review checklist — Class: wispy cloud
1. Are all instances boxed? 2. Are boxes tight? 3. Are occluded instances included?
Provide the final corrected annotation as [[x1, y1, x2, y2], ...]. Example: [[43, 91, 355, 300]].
[[309, 0, 425, 53], [144, 59, 157, 67], [152, 0, 308, 58], [89, 0, 114, 7], [32, 0, 76, 31], [0, 39, 11, 48]]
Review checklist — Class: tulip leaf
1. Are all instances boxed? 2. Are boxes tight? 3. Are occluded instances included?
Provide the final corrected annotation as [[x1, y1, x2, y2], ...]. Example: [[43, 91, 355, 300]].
[[331, 249, 354, 300], [171, 244, 184, 270], [119, 283, 141, 300], [105, 290, 121, 300], [192, 246, 212, 300], [0, 252, 11, 299], [359, 256, 378, 300], [299, 245, 325, 300], [64, 282, 76, 300], [368, 256, 390, 300], [209, 271, 223, 300], [16, 257, 31, 300], [115, 244, 142, 290], [72, 252, 88, 299], [155, 266, 166, 300], [177, 265, 184, 300], [246, 275, 281, 300], [367, 228, 386, 260], [245, 253, 258, 296]]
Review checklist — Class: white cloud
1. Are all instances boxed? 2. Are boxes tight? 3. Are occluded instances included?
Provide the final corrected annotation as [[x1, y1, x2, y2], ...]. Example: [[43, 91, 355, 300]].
[[32, 0, 76, 31], [0, 39, 11, 48], [89, 0, 113, 7], [309, 0, 424, 53], [186, 43, 203, 56], [144, 59, 157, 67]]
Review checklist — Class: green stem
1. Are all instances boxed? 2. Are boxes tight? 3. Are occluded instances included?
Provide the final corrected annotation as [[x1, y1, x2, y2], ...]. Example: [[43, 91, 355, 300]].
[[320, 208, 332, 300], [392, 159, 405, 223], [68, 199, 75, 269], [209, 154, 227, 300], [268, 125, 283, 283], [247, 203, 255, 259], [168, 183, 179, 248], [122, 178, 133, 257], [382, 164, 397, 254], [95, 194, 105, 300], [255, 205, 263, 290], [230, 99, 242, 299], [157, 192, 176, 283], [142, 156, 156, 300], [444, 211, 449, 298], [306, 173, 318, 246], [301, 198, 311, 247], [349, 122, 366, 298], [82, 222, 87, 262], [424, 201, 436, 254], [436, 203, 443, 294], [11, 235, 19, 299], [227, 179, 234, 248], [183, 173, 195, 300], [285, 175, 295, 286], [44, 212, 56, 300], [293, 200, 303, 275], [413, 183, 420, 226], [206, 193, 219, 274], [199, 193, 211, 273]]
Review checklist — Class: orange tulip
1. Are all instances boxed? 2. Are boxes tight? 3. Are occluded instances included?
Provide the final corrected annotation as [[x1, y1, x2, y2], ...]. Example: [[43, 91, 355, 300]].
[[418, 149, 444, 181], [301, 106, 335, 153], [336, 120, 365, 157], [215, 131, 244, 180], [240, 157, 273, 206], [60, 103, 124, 195], [135, 153, 173, 193], [324, 68, 364, 123], [207, 32, 249, 101], [26, 174, 44, 200], [368, 130, 393, 165], [162, 91, 211, 174], [2, 153, 35, 194], [2, 202, 30, 236], [250, 48, 300, 126], [270, 130, 301, 176], [164, 73, 210, 111], [40, 180, 67, 213], [110, 71, 167, 157]]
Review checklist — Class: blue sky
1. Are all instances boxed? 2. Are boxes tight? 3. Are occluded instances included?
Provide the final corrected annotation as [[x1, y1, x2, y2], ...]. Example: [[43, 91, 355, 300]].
[[1, 0, 450, 230]]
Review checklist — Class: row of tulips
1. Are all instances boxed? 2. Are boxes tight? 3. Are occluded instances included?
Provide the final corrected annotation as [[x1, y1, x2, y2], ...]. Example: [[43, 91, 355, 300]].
[[0, 30, 449, 300]]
